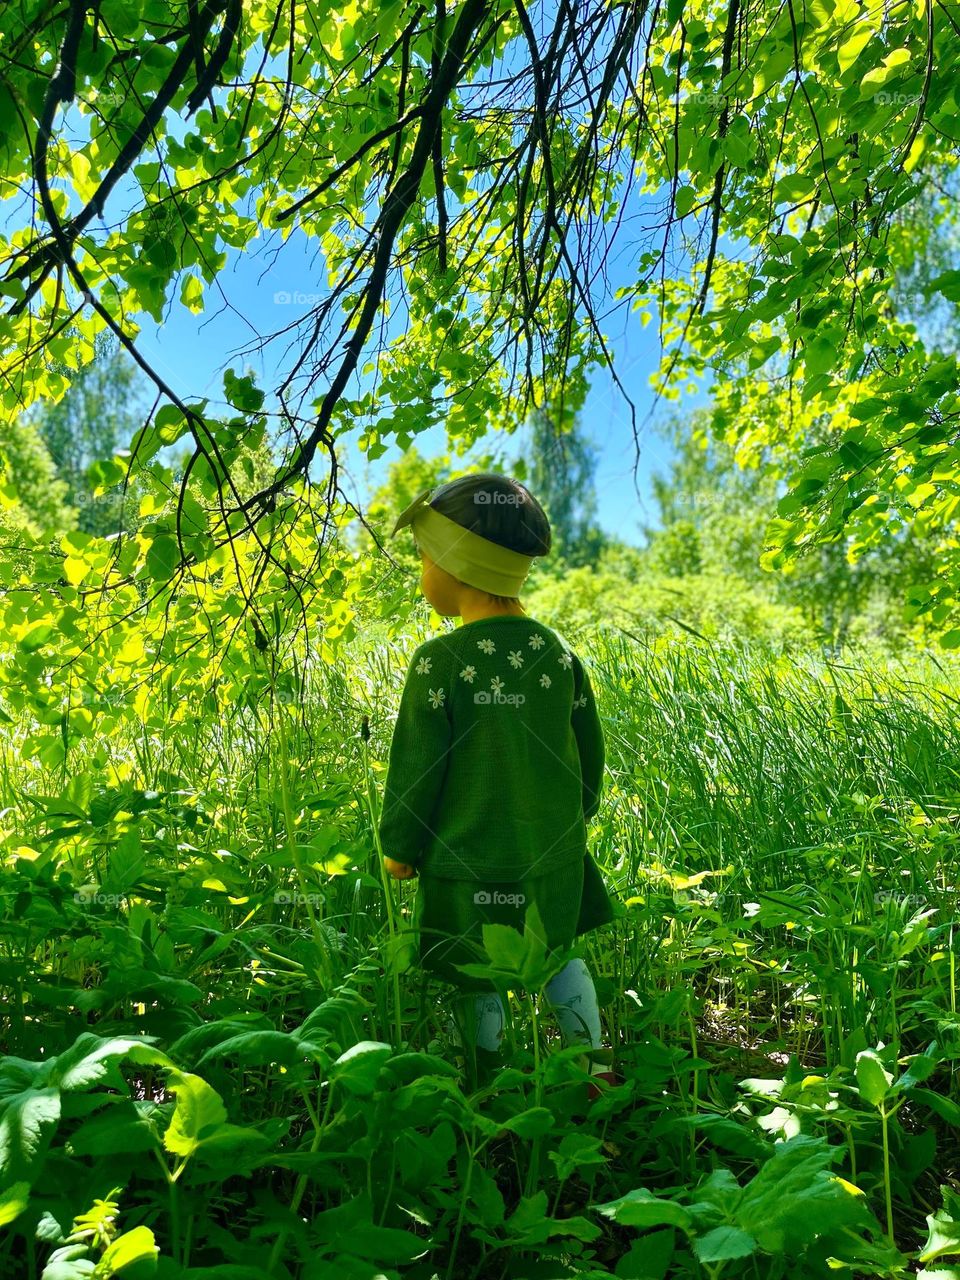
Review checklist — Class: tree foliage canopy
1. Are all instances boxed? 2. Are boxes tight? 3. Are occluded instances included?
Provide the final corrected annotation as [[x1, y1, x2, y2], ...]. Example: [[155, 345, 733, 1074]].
[[1, 0, 959, 756]]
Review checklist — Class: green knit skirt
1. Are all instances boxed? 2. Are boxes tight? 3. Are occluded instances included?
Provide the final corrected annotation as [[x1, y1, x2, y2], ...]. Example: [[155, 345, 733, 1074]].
[[413, 852, 616, 994]]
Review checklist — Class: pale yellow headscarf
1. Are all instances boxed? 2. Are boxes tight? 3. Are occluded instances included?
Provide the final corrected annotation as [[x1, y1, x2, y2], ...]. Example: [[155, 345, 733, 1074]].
[[392, 487, 535, 597]]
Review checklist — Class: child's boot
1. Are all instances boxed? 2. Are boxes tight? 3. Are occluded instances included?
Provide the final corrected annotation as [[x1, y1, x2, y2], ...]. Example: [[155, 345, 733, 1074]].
[[586, 1047, 619, 1100]]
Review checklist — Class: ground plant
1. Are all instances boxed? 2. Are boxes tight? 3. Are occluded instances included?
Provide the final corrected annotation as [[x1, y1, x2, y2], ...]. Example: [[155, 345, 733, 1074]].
[[1, 622, 958, 1278]]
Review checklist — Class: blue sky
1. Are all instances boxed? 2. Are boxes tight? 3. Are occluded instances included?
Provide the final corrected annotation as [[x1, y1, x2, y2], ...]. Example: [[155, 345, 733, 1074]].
[[120, 4, 701, 547], [130, 224, 689, 546], [5, 3, 710, 546]]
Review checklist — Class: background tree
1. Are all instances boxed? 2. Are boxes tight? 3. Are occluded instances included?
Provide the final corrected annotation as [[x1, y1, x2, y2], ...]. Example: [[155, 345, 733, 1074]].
[[0, 0, 958, 639], [516, 406, 607, 569], [644, 410, 940, 649], [25, 334, 149, 537], [0, 420, 74, 540]]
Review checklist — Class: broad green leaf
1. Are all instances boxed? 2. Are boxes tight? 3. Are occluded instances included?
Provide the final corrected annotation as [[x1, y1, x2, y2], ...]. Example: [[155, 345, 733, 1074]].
[[497, 1107, 555, 1139], [506, 1190, 601, 1244], [67, 1102, 162, 1157], [594, 1186, 693, 1230], [0, 1087, 61, 1182], [694, 1225, 758, 1262], [737, 1134, 873, 1253], [93, 1225, 158, 1277], [162, 1071, 228, 1159], [51, 1034, 166, 1092], [675, 185, 697, 217], [180, 274, 204, 313], [196, 1030, 302, 1069], [837, 23, 876, 73], [855, 1049, 895, 1107], [910, 1089, 960, 1126], [931, 270, 960, 302], [144, 535, 179, 582], [329, 1041, 393, 1096], [0, 1180, 30, 1226], [548, 1132, 607, 1181], [919, 1187, 960, 1263]]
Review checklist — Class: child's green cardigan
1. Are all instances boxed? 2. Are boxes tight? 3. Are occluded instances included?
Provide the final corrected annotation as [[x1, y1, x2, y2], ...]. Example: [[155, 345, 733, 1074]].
[[378, 616, 604, 883]]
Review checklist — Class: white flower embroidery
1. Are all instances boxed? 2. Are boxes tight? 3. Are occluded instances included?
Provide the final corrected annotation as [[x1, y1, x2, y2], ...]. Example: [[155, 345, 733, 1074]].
[[508, 649, 524, 669], [528, 633, 545, 649], [415, 656, 432, 675], [573, 693, 588, 709], [540, 674, 552, 688], [427, 688, 445, 708], [477, 638, 496, 655], [558, 651, 573, 668], [490, 676, 504, 695], [460, 665, 477, 683]]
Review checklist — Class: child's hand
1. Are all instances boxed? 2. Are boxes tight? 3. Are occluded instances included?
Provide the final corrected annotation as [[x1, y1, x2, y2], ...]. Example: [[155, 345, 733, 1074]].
[[383, 856, 416, 880]]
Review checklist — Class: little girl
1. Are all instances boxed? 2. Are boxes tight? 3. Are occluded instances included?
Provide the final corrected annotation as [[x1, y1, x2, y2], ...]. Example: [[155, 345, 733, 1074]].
[[377, 472, 617, 1091]]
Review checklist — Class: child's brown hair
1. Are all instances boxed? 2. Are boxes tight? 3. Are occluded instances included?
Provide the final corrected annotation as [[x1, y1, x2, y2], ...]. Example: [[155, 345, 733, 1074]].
[[425, 473, 551, 604]]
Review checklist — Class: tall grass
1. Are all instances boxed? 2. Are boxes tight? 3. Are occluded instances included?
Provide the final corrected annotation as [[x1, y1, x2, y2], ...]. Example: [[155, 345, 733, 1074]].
[[2, 624, 958, 1068], [2, 622, 959, 1275]]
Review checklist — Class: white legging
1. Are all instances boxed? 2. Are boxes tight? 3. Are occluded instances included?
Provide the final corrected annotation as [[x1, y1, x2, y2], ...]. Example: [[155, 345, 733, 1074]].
[[464, 957, 602, 1053]]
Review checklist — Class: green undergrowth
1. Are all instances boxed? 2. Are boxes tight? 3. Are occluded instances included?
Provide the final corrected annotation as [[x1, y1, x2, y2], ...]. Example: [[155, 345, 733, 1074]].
[[0, 628, 958, 1278]]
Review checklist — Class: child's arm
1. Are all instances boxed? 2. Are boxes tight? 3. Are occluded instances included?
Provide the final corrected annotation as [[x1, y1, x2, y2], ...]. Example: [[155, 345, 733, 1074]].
[[571, 652, 605, 819], [378, 643, 452, 872]]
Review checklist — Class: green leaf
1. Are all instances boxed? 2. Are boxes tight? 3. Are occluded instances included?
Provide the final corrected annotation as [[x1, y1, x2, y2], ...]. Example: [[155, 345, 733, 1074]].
[[329, 1041, 393, 1096], [859, 46, 914, 97], [498, 1107, 555, 1139], [162, 1071, 228, 1159], [68, 1102, 161, 1157], [145, 535, 179, 582], [505, 1190, 601, 1245], [548, 1132, 607, 1181], [775, 173, 816, 203], [310, 1193, 427, 1263], [0, 1180, 30, 1226], [180, 274, 204, 313], [594, 1186, 693, 1230], [0, 1087, 61, 1182], [153, 404, 189, 444], [837, 23, 875, 74], [465, 1160, 506, 1226], [931, 270, 960, 303], [737, 1134, 873, 1253], [855, 1049, 895, 1107], [196, 1030, 302, 1069], [919, 1187, 960, 1263], [51, 1034, 166, 1092], [223, 368, 265, 413], [694, 1226, 758, 1262], [898, 1045, 942, 1091], [675, 185, 697, 217], [911, 1088, 960, 1126], [93, 1225, 158, 1277]]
